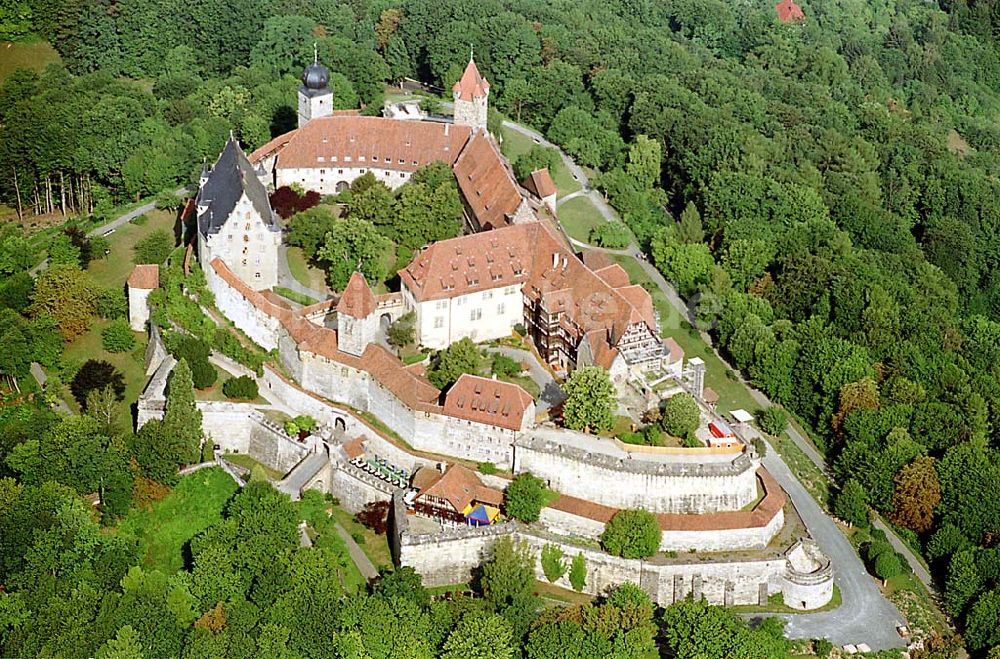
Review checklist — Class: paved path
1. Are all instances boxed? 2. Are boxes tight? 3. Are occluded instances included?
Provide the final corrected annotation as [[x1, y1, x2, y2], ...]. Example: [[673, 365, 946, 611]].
[[334, 521, 379, 580], [29, 186, 189, 278], [484, 345, 566, 411], [755, 438, 905, 649], [277, 452, 328, 500], [277, 244, 329, 302], [29, 362, 73, 414]]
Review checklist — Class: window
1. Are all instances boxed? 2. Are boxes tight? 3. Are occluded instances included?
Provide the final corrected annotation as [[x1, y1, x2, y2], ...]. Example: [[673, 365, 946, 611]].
[[505, 286, 517, 295], [433, 316, 444, 329], [242, 258, 247, 265], [483, 290, 493, 300], [455, 297, 463, 307], [470, 308, 482, 321], [319, 169, 326, 174], [244, 223, 251, 231], [255, 272, 261, 279], [338, 169, 344, 174], [243, 235, 249, 243], [497, 303, 505, 315], [436, 300, 448, 310]]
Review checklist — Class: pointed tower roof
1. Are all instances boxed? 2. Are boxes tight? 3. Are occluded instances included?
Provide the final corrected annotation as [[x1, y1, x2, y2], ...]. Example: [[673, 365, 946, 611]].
[[775, 0, 805, 23], [453, 58, 490, 101], [337, 272, 378, 319]]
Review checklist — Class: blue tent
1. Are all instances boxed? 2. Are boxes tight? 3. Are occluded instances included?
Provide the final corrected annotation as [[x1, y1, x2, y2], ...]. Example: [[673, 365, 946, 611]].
[[465, 505, 492, 526]]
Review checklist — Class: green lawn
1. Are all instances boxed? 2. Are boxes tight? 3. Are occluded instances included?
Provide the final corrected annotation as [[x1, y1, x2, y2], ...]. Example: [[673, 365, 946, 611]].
[[273, 286, 319, 306], [773, 432, 831, 508], [328, 505, 393, 572], [0, 41, 61, 82], [500, 373, 540, 399], [224, 453, 285, 481], [116, 467, 239, 574], [499, 126, 581, 196], [558, 196, 605, 244], [285, 247, 328, 293], [87, 209, 176, 289], [61, 320, 149, 412]]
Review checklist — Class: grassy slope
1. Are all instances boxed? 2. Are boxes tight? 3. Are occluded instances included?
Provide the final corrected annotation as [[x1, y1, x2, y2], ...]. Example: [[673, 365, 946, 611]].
[[558, 196, 605, 244], [499, 126, 581, 196], [116, 467, 239, 574], [0, 41, 61, 82], [59, 210, 179, 409], [285, 246, 328, 292]]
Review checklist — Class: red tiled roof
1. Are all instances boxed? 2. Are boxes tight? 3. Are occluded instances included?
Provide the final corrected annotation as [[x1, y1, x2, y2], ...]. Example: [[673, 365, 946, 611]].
[[260, 115, 472, 172], [342, 436, 366, 459], [416, 464, 503, 512], [550, 468, 786, 531], [662, 337, 684, 364], [401, 222, 658, 354], [127, 264, 159, 289], [442, 374, 533, 431], [337, 272, 377, 318], [593, 264, 630, 289], [452, 58, 490, 101], [775, 0, 805, 23], [522, 168, 556, 199], [453, 132, 524, 230]]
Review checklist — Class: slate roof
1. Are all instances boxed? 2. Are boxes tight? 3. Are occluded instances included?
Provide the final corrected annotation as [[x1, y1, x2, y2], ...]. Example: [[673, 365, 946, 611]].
[[197, 137, 275, 236]]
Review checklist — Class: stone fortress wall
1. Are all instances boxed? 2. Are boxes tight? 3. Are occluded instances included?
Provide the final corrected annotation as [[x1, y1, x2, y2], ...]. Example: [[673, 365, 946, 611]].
[[203, 261, 761, 514], [392, 494, 832, 611]]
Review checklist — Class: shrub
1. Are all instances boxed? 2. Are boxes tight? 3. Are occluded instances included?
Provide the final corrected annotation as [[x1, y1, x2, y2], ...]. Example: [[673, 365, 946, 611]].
[[874, 550, 903, 582], [293, 415, 316, 432], [590, 221, 632, 248], [504, 472, 546, 522], [133, 229, 174, 265], [478, 462, 497, 475], [95, 287, 127, 319], [757, 406, 788, 435], [387, 312, 416, 347], [569, 553, 586, 592], [189, 358, 217, 390], [513, 323, 526, 337], [71, 360, 125, 408], [102, 319, 136, 353], [601, 509, 660, 558], [834, 479, 869, 527], [222, 375, 258, 400], [491, 353, 521, 378], [355, 500, 390, 534], [813, 639, 833, 658], [132, 214, 150, 226], [662, 392, 700, 438], [541, 544, 566, 582], [351, 532, 365, 545]]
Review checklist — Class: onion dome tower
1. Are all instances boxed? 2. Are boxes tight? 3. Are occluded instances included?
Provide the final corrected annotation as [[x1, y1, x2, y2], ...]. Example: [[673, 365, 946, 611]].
[[298, 44, 333, 127]]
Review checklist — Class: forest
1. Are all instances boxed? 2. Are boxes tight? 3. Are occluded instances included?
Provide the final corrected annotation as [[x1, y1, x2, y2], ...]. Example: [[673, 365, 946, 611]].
[[2, 0, 1000, 654]]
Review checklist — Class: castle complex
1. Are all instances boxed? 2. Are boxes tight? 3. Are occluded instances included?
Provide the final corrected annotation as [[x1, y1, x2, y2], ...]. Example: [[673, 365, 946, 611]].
[[134, 56, 833, 611]]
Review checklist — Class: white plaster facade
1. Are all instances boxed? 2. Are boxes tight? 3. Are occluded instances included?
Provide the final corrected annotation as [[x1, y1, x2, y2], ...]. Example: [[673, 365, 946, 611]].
[[128, 286, 153, 331], [276, 164, 415, 194], [198, 193, 280, 291], [403, 283, 524, 350]]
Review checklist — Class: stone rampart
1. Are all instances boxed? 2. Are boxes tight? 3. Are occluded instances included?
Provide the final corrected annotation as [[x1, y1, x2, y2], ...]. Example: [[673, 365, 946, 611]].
[[395, 501, 832, 610], [513, 434, 758, 513]]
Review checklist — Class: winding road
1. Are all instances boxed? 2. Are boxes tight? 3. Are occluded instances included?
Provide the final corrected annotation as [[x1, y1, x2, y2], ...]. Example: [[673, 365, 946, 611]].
[[495, 109, 914, 649]]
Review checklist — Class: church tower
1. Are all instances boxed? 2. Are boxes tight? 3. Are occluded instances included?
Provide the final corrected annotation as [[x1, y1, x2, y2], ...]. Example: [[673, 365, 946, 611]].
[[298, 47, 333, 127], [452, 56, 489, 133]]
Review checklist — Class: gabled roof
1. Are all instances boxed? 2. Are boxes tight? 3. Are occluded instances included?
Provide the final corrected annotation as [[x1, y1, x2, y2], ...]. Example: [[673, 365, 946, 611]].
[[662, 337, 684, 364], [775, 0, 805, 23], [127, 264, 159, 289], [415, 464, 503, 512], [522, 168, 557, 199], [197, 137, 275, 236], [452, 132, 524, 230], [256, 116, 471, 171], [593, 264, 630, 289], [442, 374, 534, 431], [337, 272, 377, 319], [452, 58, 490, 101]]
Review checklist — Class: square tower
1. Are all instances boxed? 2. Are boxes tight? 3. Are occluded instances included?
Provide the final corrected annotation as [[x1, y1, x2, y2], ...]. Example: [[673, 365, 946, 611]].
[[452, 57, 489, 133], [298, 59, 334, 127]]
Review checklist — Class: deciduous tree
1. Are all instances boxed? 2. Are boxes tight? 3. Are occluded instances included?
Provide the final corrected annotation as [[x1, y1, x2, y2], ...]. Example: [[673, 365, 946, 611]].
[[662, 392, 700, 439], [889, 457, 940, 534], [600, 509, 660, 558], [562, 366, 615, 432], [504, 472, 545, 523]]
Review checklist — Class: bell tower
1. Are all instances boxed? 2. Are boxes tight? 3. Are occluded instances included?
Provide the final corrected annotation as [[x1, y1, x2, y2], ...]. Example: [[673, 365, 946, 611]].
[[298, 45, 333, 127]]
